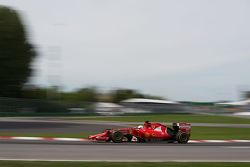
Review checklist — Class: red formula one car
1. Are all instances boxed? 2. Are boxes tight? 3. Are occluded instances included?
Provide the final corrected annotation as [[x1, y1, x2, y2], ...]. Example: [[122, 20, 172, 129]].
[[89, 121, 191, 144]]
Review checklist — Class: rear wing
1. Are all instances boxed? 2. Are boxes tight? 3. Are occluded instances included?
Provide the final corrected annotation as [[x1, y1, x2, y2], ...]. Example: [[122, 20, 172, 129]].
[[173, 122, 191, 133]]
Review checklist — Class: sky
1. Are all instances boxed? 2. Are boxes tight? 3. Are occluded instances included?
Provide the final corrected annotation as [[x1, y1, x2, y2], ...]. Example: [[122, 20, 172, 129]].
[[0, 0, 250, 101]]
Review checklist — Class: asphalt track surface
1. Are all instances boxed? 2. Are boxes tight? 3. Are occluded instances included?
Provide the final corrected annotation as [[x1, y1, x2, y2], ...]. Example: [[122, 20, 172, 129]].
[[0, 140, 250, 162]]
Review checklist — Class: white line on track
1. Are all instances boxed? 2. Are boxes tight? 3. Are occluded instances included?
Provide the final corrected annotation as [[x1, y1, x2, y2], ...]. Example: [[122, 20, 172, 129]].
[[52, 138, 87, 141], [189, 140, 250, 143], [11, 137, 44, 140], [229, 140, 250, 142]]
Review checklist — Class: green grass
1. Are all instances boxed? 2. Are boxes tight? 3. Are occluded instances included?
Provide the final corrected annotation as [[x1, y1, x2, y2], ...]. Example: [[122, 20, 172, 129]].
[[191, 127, 250, 139], [1, 127, 250, 140], [68, 114, 250, 124], [0, 161, 250, 167]]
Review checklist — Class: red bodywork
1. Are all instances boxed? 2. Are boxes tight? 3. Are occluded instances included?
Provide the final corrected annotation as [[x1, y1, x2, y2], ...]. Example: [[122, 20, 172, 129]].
[[89, 122, 191, 143]]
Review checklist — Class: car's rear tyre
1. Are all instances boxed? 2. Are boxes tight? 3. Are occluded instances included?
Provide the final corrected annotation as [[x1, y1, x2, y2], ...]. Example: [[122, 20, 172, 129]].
[[176, 132, 189, 144], [111, 131, 124, 143]]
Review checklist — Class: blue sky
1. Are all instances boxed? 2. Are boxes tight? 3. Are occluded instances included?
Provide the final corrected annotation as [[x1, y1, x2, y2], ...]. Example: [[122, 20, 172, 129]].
[[0, 0, 250, 101]]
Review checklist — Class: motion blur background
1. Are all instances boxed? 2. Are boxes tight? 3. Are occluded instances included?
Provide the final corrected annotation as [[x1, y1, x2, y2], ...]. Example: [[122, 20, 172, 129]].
[[1, 1, 250, 166], [0, 0, 250, 116]]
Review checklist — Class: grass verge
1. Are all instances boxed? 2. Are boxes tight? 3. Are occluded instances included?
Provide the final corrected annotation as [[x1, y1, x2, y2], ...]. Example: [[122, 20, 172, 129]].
[[191, 126, 250, 139], [0, 161, 250, 167], [67, 114, 250, 124]]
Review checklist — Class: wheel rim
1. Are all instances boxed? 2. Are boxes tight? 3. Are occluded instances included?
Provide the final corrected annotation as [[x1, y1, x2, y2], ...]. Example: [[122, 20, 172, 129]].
[[112, 131, 123, 142], [114, 134, 122, 140], [179, 133, 188, 143]]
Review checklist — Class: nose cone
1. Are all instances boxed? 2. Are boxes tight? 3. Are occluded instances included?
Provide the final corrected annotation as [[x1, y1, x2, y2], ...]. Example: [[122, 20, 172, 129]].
[[88, 135, 96, 140]]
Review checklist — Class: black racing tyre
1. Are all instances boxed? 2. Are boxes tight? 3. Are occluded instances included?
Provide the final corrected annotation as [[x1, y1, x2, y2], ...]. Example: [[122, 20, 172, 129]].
[[125, 134, 133, 142], [176, 132, 189, 144], [111, 131, 124, 143]]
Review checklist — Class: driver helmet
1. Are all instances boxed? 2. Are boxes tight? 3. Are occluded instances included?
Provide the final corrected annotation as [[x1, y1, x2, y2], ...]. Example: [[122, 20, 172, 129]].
[[137, 125, 143, 129]]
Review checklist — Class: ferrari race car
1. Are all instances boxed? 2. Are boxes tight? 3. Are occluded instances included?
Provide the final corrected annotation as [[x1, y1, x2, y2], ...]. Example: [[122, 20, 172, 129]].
[[89, 121, 191, 144]]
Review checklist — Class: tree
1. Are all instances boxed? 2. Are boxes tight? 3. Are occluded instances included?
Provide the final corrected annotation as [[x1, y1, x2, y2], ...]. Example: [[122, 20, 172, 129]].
[[110, 88, 165, 103], [61, 87, 98, 102], [0, 6, 36, 97], [111, 89, 145, 103]]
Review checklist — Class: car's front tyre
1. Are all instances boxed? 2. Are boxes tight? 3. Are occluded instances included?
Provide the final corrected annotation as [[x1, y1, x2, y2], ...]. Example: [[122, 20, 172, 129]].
[[111, 131, 124, 143]]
